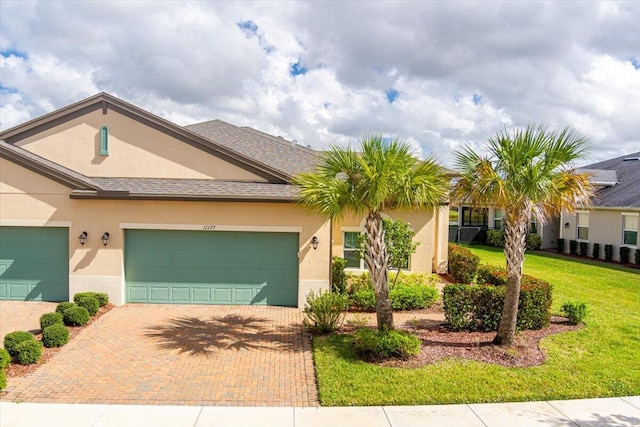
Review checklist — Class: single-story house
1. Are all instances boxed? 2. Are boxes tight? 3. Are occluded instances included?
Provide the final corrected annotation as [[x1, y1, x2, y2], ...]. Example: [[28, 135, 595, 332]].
[[560, 152, 640, 262], [0, 92, 450, 306]]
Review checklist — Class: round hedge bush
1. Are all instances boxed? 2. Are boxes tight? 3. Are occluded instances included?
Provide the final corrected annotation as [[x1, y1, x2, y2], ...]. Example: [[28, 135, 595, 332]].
[[63, 306, 90, 326], [3, 331, 35, 356], [353, 328, 421, 360], [75, 292, 108, 307], [14, 339, 43, 365], [0, 347, 11, 369], [40, 312, 64, 330], [42, 324, 70, 348], [0, 367, 6, 391], [74, 295, 99, 316], [55, 302, 76, 315]]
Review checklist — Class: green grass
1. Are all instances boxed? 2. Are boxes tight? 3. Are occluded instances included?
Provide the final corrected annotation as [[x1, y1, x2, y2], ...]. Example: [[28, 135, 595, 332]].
[[313, 247, 640, 405]]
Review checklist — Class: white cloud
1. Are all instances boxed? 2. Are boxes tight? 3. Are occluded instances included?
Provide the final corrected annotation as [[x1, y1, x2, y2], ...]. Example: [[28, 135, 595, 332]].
[[0, 1, 638, 167]]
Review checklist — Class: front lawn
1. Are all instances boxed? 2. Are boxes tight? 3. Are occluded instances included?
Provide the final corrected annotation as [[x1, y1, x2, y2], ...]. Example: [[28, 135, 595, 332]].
[[313, 247, 640, 405]]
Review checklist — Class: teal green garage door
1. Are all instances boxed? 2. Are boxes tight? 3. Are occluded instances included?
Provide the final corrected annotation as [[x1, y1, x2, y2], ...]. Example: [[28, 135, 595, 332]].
[[0, 227, 69, 301], [125, 230, 299, 306]]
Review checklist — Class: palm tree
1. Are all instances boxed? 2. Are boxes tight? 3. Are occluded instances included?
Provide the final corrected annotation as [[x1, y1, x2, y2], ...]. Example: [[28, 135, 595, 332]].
[[295, 136, 449, 330], [452, 125, 593, 346]]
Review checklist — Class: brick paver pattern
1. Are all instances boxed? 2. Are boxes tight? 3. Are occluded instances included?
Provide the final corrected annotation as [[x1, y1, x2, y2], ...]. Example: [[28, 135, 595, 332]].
[[0, 301, 58, 339], [1, 304, 318, 406]]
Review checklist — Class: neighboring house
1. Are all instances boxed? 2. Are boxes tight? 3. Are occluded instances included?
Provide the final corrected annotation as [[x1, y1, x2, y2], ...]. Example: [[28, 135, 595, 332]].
[[448, 205, 558, 249], [559, 152, 640, 262], [0, 93, 450, 306]]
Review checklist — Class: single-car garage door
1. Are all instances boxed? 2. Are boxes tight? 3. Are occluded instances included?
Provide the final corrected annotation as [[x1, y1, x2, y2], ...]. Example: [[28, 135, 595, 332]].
[[0, 227, 69, 301], [125, 230, 299, 306]]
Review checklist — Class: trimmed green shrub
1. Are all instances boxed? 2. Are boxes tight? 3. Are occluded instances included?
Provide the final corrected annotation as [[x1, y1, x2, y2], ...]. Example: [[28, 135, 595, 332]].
[[42, 324, 70, 348], [74, 292, 108, 307], [476, 264, 507, 286], [3, 331, 35, 356], [604, 244, 613, 261], [0, 368, 6, 391], [620, 247, 631, 264], [353, 328, 420, 360], [526, 233, 542, 251], [561, 301, 587, 325], [350, 289, 377, 312], [14, 339, 42, 365], [592, 243, 600, 259], [443, 275, 553, 331], [636, 249, 640, 266], [331, 256, 347, 294], [579, 242, 589, 257], [390, 285, 438, 311], [557, 238, 565, 253], [73, 294, 99, 316], [63, 306, 90, 326], [55, 302, 76, 315], [486, 229, 505, 248], [303, 290, 349, 334], [39, 312, 64, 330], [569, 240, 578, 255], [448, 243, 480, 283], [0, 348, 11, 369]]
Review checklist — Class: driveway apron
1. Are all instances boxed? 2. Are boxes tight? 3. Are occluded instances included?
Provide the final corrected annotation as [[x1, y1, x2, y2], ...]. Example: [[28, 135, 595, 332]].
[[1, 305, 318, 406]]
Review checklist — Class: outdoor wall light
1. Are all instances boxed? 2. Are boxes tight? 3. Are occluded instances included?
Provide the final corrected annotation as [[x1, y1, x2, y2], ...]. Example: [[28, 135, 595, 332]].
[[79, 231, 88, 246], [564, 222, 570, 229], [311, 236, 319, 250], [101, 232, 110, 246]]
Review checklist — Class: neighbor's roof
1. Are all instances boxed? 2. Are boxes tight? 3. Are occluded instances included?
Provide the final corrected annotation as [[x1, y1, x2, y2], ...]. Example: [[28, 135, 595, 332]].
[[580, 151, 640, 208]]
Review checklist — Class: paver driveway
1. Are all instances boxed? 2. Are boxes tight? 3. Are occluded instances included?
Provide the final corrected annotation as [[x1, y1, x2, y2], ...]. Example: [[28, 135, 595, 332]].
[[2, 304, 318, 406]]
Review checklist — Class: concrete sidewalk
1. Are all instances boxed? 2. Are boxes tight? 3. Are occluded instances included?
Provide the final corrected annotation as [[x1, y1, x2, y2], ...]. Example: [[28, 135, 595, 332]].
[[1, 397, 639, 427]]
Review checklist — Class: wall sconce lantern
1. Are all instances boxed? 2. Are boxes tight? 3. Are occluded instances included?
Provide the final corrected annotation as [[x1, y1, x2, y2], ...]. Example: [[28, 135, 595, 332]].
[[101, 232, 110, 246], [311, 236, 319, 250], [564, 222, 570, 229], [79, 231, 88, 246]]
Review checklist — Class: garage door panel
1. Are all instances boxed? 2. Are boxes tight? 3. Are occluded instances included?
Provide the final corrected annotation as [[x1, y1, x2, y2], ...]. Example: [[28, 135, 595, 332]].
[[0, 227, 69, 302], [125, 230, 298, 306]]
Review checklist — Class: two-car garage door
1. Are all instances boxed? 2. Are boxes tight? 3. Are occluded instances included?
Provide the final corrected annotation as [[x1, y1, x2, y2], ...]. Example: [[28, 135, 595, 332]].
[[124, 230, 299, 307]]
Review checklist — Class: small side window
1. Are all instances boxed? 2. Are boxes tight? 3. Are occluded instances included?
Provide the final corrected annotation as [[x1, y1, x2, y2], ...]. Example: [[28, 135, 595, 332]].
[[100, 126, 109, 155]]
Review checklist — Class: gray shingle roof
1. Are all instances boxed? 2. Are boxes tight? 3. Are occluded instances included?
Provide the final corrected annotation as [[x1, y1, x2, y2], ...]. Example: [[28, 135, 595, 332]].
[[89, 177, 298, 201], [580, 151, 640, 208], [577, 169, 617, 185], [185, 120, 319, 178]]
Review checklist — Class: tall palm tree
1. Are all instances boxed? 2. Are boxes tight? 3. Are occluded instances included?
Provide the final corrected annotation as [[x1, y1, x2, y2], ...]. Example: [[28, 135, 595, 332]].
[[295, 136, 449, 330], [452, 125, 593, 346]]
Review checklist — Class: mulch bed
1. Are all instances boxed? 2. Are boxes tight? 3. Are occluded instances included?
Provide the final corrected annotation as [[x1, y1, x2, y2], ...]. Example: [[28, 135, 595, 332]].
[[4, 304, 114, 379], [343, 301, 583, 368]]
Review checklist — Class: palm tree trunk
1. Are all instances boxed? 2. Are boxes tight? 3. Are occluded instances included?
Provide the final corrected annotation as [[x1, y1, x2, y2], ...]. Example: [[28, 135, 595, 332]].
[[493, 212, 528, 346], [364, 211, 394, 330]]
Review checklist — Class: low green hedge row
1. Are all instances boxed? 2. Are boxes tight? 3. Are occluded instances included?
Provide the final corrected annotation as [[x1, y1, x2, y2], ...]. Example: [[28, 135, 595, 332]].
[[353, 328, 421, 360], [486, 230, 541, 251], [443, 265, 553, 331], [350, 284, 438, 312]]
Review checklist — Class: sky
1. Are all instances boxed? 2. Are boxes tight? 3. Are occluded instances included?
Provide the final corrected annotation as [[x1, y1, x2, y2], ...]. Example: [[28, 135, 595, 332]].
[[1, 1, 639, 168]]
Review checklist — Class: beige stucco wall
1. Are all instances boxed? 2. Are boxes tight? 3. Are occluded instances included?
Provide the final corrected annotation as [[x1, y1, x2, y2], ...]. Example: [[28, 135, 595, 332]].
[[560, 208, 640, 261], [331, 207, 446, 276], [1, 158, 330, 306], [14, 109, 267, 181]]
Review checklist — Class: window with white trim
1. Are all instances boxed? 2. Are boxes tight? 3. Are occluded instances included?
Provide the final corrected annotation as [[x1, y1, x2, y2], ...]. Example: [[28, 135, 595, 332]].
[[343, 231, 364, 269], [494, 210, 503, 229], [577, 212, 589, 240], [530, 217, 538, 234], [622, 214, 638, 246]]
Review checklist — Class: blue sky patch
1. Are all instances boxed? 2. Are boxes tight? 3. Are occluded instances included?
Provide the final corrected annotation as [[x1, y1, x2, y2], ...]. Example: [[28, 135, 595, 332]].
[[1, 48, 28, 59], [630, 57, 640, 70], [385, 88, 399, 103], [472, 94, 482, 105], [237, 21, 258, 36], [290, 61, 308, 76]]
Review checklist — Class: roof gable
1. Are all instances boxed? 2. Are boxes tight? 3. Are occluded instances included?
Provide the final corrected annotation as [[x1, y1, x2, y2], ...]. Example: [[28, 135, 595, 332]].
[[0, 93, 294, 183]]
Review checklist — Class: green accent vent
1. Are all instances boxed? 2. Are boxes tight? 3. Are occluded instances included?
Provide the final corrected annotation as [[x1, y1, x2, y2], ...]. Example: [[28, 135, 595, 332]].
[[100, 126, 109, 155]]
